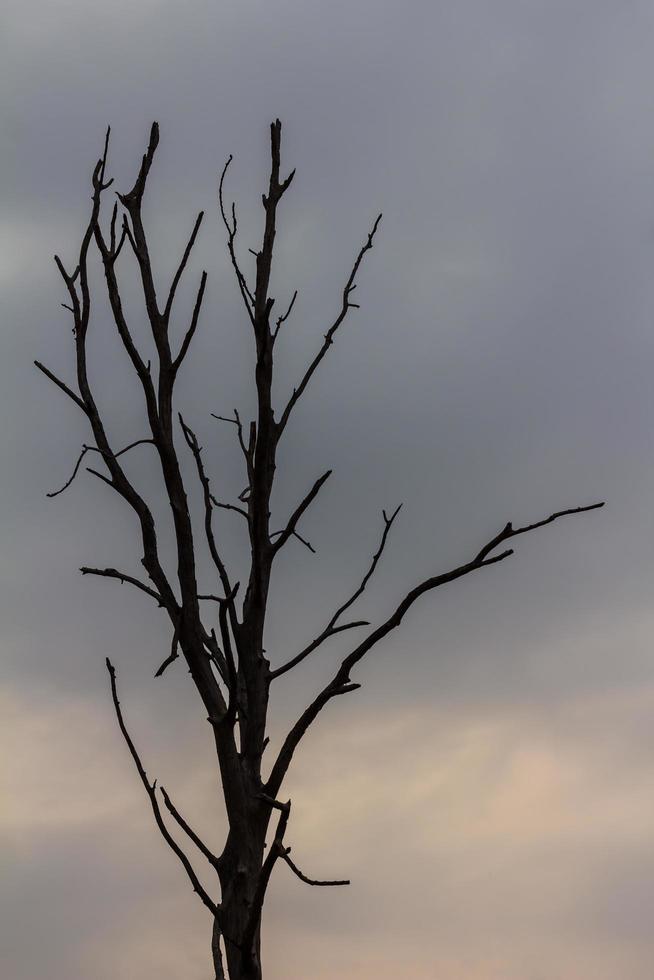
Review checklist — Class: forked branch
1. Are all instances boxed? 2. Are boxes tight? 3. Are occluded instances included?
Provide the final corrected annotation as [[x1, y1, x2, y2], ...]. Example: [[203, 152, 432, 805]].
[[270, 470, 332, 556], [271, 504, 401, 678], [46, 439, 154, 498], [179, 415, 234, 603], [106, 658, 218, 915], [267, 500, 604, 796], [277, 213, 382, 437], [164, 211, 205, 321]]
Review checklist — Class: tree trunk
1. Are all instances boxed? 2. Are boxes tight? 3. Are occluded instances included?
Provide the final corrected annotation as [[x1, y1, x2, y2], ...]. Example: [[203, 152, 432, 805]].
[[214, 879, 263, 980], [215, 819, 267, 980]]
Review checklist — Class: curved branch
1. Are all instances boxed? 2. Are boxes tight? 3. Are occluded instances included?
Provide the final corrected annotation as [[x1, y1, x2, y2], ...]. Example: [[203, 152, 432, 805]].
[[46, 439, 155, 498], [106, 658, 218, 915], [218, 156, 255, 322], [280, 849, 350, 887]]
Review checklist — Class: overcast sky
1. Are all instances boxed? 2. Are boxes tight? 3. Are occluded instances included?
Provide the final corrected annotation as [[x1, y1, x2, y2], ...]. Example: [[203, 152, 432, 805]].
[[3, 1, 654, 978]]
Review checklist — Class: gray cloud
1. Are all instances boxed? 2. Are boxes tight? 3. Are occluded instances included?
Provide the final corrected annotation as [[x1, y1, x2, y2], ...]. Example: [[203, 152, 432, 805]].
[[3, 0, 654, 977]]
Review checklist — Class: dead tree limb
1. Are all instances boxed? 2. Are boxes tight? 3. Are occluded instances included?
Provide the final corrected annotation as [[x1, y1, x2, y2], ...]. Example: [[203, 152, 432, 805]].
[[106, 658, 219, 915], [266, 501, 603, 798]]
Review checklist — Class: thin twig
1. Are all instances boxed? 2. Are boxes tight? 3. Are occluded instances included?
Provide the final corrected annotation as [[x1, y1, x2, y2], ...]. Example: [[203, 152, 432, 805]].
[[280, 849, 349, 887], [270, 470, 332, 556], [270, 506, 401, 678], [164, 211, 204, 321], [159, 785, 220, 868], [277, 214, 382, 437], [218, 156, 255, 322], [172, 271, 208, 375], [272, 289, 298, 342], [46, 439, 154, 497], [80, 566, 165, 606], [154, 624, 180, 677]]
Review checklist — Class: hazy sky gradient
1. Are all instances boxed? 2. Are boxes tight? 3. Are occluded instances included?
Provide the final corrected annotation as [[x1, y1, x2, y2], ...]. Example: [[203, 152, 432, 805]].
[[3, 1, 654, 977]]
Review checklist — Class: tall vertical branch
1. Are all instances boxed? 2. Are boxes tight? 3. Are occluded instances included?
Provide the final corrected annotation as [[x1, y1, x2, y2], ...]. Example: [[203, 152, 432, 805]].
[[234, 121, 296, 772]]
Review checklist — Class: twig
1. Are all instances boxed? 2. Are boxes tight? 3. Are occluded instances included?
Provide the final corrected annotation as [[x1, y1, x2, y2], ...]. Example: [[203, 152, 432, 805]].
[[218, 156, 255, 322], [270, 506, 401, 679], [159, 785, 220, 868], [172, 271, 208, 375], [280, 849, 349, 887], [270, 470, 332, 556], [277, 214, 382, 437], [154, 624, 180, 677], [164, 211, 204, 321], [272, 289, 298, 342], [178, 415, 234, 603], [80, 566, 165, 606], [46, 439, 154, 497]]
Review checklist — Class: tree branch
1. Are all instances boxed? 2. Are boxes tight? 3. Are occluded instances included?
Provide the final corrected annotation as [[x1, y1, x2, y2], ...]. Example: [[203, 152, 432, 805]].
[[178, 415, 234, 604], [159, 785, 220, 868], [270, 470, 332, 556], [242, 799, 290, 958], [46, 439, 155, 497], [106, 658, 218, 915], [473, 502, 606, 562], [172, 270, 208, 375], [154, 623, 180, 677], [270, 528, 316, 554], [43, 129, 180, 619], [212, 409, 253, 484], [272, 289, 297, 343], [164, 211, 204, 321], [218, 156, 255, 323], [280, 849, 350, 887], [34, 360, 88, 414], [277, 213, 382, 437], [267, 500, 604, 796], [80, 566, 166, 606], [218, 584, 239, 725], [210, 494, 249, 521], [271, 504, 401, 679]]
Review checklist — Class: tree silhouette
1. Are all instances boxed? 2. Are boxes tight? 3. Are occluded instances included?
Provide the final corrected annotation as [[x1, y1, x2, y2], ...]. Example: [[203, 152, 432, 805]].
[[37, 120, 603, 980]]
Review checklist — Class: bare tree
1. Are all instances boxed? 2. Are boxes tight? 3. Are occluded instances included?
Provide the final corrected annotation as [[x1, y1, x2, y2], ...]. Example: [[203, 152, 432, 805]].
[[37, 120, 603, 980]]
